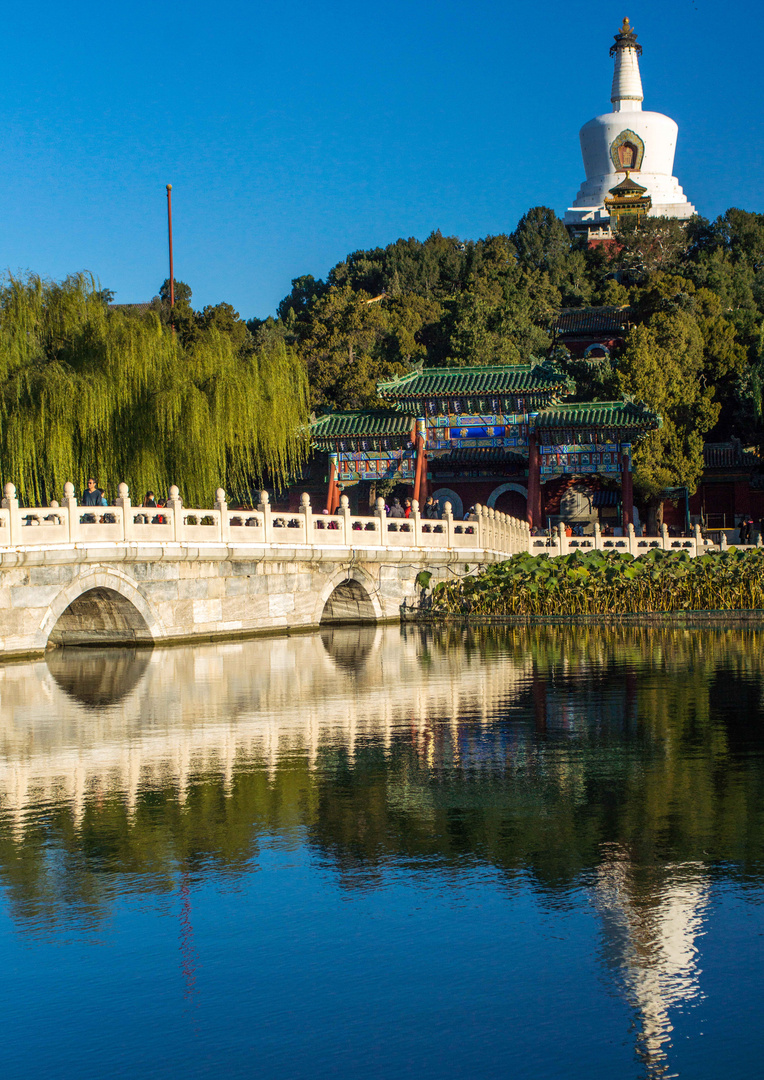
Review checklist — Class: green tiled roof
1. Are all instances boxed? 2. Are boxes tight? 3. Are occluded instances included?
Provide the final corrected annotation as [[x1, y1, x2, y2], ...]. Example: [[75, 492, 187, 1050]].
[[377, 363, 570, 399], [310, 411, 415, 444], [535, 400, 661, 430]]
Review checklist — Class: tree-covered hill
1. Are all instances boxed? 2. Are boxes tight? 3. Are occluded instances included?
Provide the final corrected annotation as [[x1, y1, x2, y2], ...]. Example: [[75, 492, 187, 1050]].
[[257, 205, 764, 502]]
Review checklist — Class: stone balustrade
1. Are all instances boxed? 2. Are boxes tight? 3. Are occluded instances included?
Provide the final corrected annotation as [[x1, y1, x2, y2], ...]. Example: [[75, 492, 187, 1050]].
[[529, 520, 724, 558], [1, 482, 740, 561], [0, 484, 531, 559]]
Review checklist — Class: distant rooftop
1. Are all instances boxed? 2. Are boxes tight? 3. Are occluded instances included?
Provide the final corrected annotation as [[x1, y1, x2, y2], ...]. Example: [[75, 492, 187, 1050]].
[[554, 306, 634, 336]]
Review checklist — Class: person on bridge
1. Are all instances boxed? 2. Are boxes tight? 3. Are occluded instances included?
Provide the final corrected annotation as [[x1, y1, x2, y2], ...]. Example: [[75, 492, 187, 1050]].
[[81, 477, 104, 523], [388, 498, 404, 518], [424, 496, 439, 519]]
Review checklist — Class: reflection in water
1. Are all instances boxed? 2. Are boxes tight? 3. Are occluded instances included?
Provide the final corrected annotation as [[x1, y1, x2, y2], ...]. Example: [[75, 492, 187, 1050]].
[[0, 623, 762, 1077], [595, 849, 709, 1078], [320, 624, 379, 671], [46, 647, 152, 708]]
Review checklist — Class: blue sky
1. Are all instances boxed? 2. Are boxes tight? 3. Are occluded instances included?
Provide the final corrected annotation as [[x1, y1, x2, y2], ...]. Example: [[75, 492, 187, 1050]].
[[0, 0, 760, 319]]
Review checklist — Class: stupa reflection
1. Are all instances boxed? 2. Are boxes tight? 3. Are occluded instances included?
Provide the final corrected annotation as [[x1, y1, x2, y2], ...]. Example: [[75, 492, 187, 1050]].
[[594, 847, 709, 1078]]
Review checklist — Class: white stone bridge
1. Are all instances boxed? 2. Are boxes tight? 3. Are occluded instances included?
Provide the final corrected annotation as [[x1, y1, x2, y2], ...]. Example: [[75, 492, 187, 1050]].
[[0, 480, 725, 660], [0, 482, 530, 659]]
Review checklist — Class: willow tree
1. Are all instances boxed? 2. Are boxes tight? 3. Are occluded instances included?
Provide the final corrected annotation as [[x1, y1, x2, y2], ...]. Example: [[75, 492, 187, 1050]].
[[0, 274, 308, 505]]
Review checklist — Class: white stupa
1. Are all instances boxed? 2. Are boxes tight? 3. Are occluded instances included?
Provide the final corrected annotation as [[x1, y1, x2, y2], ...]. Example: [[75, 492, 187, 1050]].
[[564, 18, 695, 239]]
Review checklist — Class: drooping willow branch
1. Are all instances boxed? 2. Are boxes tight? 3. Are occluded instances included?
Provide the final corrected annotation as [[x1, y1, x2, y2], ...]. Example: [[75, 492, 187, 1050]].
[[0, 274, 308, 505]]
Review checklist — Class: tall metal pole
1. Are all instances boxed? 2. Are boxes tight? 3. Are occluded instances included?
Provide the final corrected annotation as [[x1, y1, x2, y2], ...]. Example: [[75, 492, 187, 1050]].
[[166, 184, 175, 308]]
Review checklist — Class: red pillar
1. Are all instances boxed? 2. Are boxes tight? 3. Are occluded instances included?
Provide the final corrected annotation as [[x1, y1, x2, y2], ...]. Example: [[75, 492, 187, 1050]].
[[413, 437, 427, 505], [325, 455, 338, 515], [527, 434, 541, 528], [621, 446, 633, 530]]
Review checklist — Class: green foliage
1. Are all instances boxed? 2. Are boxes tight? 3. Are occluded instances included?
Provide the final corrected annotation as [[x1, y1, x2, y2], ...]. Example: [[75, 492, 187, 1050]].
[[427, 547, 764, 617], [274, 205, 764, 471], [0, 274, 308, 505], [618, 309, 719, 497]]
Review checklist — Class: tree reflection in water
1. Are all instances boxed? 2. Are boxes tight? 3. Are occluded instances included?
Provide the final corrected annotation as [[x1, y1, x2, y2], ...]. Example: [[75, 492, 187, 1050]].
[[0, 622, 761, 1074]]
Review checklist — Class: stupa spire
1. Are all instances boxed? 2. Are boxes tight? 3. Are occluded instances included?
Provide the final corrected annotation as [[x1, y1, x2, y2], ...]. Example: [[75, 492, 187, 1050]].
[[610, 17, 643, 112]]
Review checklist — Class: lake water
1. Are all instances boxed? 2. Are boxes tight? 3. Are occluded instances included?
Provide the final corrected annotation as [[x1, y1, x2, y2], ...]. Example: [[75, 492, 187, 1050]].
[[0, 623, 763, 1079]]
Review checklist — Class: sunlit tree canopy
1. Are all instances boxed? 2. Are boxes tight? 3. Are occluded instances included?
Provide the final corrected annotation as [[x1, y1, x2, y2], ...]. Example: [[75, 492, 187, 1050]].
[[0, 274, 308, 505]]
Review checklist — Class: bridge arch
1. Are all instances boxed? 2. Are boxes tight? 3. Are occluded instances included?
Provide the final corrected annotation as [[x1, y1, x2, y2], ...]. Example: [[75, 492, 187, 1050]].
[[40, 567, 164, 649], [316, 567, 382, 626]]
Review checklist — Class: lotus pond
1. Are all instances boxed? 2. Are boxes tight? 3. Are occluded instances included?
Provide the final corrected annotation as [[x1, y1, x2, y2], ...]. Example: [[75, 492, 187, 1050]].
[[424, 546, 764, 618]]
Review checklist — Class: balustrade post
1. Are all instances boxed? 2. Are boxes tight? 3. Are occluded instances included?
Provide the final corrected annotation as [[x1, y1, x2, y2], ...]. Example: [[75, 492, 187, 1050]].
[[443, 501, 454, 548], [473, 503, 483, 549], [720, 531, 728, 552], [300, 492, 312, 545], [115, 482, 130, 541], [167, 485, 183, 542], [258, 491, 273, 544], [339, 494, 352, 545], [411, 498, 422, 547], [627, 522, 635, 555], [375, 497, 387, 546], [215, 488, 229, 544], [661, 523, 669, 550], [1, 483, 20, 546], [558, 521, 567, 557], [63, 481, 79, 542], [694, 523, 703, 557], [593, 521, 602, 551]]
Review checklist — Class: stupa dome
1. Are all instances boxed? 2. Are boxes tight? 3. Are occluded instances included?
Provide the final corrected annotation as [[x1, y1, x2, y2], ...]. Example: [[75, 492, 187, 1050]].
[[564, 19, 695, 238]]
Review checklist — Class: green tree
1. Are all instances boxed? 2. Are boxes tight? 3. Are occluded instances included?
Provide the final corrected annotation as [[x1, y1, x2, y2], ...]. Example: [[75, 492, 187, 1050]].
[[0, 274, 308, 504], [511, 207, 571, 278], [618, 309, 720, 515], [295, 285, 402, 410]]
